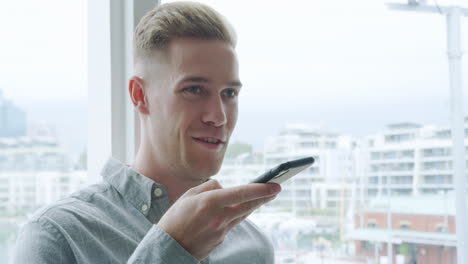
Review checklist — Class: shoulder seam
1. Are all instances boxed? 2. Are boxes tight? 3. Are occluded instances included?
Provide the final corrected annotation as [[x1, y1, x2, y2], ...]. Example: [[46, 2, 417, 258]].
[[31, 182, 112, 221]]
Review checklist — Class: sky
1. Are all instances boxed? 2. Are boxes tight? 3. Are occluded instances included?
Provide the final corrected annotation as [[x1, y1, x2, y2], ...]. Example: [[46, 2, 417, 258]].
[[0, 0, 87, 160], [1, 0, 468, 155]]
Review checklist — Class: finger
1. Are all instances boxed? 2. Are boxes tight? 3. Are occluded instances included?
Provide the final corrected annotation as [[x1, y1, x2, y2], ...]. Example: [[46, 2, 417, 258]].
[[184, 179, 223, 196], [226, 195, 276, 220], [210, 183, 281, 207], [223, 195, 277, 231], [224, 214, 248, 232]]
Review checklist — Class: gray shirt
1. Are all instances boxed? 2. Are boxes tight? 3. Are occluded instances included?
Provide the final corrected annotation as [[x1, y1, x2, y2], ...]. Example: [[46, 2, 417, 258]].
[[14, 158, 274, 264]]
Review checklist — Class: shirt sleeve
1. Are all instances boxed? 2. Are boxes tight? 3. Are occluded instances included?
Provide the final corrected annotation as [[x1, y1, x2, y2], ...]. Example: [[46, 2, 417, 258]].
[[13, 218, 76, 264], [127, 225, 201, 264]]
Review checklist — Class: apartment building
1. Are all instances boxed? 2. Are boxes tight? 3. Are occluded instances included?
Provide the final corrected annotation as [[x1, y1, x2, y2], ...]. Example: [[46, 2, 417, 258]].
[[0, 170, 87, 214], [262, 124, 356, 212], [362, 120, 468, 199], [347, 195, 457, 264], [0, 136, 86, 214], [217, 124, 358, 212], [218, 119, 468, 215]]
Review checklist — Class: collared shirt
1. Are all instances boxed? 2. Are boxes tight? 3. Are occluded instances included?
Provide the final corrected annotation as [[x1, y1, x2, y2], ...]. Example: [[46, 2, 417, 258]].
[[13, 158, 274, 264]]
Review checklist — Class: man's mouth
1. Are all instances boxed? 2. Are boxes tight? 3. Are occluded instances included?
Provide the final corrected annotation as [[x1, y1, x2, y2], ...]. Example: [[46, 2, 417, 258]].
[[192, 137, 226, 150], [193, 137, 224, 144]]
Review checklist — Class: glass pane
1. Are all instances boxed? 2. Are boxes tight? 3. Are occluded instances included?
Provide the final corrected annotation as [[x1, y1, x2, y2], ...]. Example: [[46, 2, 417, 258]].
[[0, 1, 87, 263], [161, 0, 468, 263]]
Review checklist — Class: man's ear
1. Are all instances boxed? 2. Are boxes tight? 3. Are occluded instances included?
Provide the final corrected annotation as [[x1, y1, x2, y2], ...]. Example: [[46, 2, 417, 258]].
[[129, 76, 149, 115]]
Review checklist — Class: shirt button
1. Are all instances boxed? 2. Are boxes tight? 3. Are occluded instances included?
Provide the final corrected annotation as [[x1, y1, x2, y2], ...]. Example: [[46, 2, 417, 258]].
[[141, 204, 148, 212], [154, 187, 163, 197]]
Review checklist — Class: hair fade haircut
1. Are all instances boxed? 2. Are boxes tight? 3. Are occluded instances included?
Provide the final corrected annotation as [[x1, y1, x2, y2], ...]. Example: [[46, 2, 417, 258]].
[[133, 1, 237, 62]]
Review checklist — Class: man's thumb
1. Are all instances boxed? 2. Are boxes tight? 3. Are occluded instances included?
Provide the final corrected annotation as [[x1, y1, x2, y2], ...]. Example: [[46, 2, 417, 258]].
[[185, 179, 223, 196]]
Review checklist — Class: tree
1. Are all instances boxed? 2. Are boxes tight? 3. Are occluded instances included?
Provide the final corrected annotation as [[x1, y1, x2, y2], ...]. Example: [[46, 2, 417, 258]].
[[225, 141, 253, 159]]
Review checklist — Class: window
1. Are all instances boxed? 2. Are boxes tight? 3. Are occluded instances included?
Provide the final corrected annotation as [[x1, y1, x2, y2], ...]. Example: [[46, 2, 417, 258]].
[[308, 167, 320, 174], [367, 220, 378, 228], [393, 189, 412, 196], [300, 142, 319, 148], [424, 175, 452, 184], [295, 178, 310, 185], [368, 189, 378, 197], [435, 130, 451, 139], [383, 151, 398, 159], [0, 1, 87, 262], [393, 163, 415, 171], [422, 148, 451, 157], [364, 241, 382, 252], [436, 223, 448, 233], [391, 176, 413, 184], [4, 0, 466, 263], [385, 134, 415, 143], [401, 150, 414, 158], [399, 221, 411, 230], [370, 162, 415, 172], [368, 176, 379, 184], [423, 161, 452, 171]]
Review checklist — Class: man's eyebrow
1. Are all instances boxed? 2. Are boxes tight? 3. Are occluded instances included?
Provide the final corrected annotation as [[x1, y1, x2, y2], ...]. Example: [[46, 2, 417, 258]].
[[180, 76, 243, 88], [228, 80, 243, 88], [180, 76, 210, 83]]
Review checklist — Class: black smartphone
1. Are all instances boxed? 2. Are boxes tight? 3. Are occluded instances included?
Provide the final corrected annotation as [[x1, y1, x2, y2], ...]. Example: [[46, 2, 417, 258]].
[[250, 157, 315, 184]]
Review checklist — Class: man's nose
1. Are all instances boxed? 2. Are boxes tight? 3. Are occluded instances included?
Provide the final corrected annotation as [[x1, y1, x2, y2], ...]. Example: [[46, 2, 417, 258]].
[[201, 95, 227, 127]]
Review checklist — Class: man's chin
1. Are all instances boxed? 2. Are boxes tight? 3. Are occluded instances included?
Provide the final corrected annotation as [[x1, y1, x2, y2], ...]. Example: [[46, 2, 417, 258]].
[[195, 163, 222, 178], [184, 147, 226, 177], [188, 158, 223, 179]]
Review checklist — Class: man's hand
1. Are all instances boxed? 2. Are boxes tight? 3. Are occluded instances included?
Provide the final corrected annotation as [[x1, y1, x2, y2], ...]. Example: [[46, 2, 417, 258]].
[[156, 180, 281, 260]]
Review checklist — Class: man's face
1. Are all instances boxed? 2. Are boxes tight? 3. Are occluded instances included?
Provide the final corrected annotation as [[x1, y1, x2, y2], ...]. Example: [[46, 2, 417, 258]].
[[144, 38, 240, 181]]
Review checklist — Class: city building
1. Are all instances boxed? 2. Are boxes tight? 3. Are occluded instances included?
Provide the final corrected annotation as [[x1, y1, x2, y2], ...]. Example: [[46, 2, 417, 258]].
[[217, 120, 468, 263], [362, 120, 468, 199], [0, 90, 27, 138], [347, 195, 457, 264], [263, 124, 357, 212], [216, 162, 263, 188], [0, 136, 86, 214], [0, 98, 87, 264], [0, 170, 87, 214], [221, 120, 468, 213]]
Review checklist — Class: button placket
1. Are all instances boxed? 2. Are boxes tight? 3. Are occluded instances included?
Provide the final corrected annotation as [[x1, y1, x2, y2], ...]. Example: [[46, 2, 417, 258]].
[[141, 203, 148, 213], [153, 187, 163, 197]]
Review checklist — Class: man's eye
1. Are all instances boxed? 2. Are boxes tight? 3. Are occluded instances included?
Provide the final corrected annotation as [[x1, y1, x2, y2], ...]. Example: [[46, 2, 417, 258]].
[[222, 89, 238, 98], [184, 86, 203, 94]]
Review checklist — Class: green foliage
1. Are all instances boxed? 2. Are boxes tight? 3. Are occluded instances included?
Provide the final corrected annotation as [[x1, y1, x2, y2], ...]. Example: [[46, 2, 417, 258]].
[[298, 233, 341, 249], [398, 243, 411, 256], [225, 141, 253, 159]]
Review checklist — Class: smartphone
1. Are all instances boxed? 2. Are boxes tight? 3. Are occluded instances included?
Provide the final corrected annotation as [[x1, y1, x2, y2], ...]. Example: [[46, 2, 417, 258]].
[[250, 157, 315, 184]]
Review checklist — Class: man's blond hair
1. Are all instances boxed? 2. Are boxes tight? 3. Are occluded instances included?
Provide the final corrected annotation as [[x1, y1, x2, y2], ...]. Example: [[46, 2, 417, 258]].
[[134, 1, 236, 63]]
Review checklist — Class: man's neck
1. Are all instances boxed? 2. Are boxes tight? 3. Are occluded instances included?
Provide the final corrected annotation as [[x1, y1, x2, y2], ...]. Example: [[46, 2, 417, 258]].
[[130, 149, 205, 204]]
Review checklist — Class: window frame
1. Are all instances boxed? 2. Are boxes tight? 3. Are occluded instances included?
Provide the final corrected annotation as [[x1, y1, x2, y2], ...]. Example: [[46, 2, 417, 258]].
[[87, 0, 160, 181]]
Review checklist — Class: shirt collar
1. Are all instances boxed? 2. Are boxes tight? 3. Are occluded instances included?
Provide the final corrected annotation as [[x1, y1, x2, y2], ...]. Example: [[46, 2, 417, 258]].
[[100, 157, 167, 216]]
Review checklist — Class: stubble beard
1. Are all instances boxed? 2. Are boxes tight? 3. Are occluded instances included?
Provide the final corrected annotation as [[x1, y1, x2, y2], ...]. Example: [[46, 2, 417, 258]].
[[179, 138, 227, 181]]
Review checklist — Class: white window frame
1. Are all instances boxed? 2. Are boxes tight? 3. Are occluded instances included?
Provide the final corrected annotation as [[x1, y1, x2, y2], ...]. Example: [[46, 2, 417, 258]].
[[87, 0, 160, 181]]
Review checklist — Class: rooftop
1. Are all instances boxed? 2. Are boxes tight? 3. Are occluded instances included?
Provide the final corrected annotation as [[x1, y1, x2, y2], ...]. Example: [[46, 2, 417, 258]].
[[363, 194, 459, 215], [387, 123, 422, 130], [347, 227, 456, 247]]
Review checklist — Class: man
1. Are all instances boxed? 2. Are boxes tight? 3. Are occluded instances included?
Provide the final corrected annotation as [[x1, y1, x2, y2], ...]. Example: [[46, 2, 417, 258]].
[[14, 2, 281, 263]]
